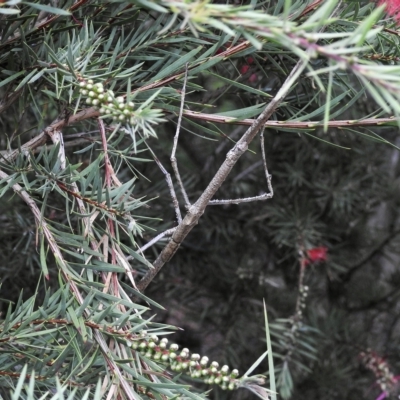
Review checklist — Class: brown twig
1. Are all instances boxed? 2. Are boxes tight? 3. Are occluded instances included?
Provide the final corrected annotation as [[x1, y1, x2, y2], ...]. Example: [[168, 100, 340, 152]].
[[137, 58, 309, 293]]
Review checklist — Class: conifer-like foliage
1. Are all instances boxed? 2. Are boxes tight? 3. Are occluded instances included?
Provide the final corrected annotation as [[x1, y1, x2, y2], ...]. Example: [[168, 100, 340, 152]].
[[1, 0, 400, 399]]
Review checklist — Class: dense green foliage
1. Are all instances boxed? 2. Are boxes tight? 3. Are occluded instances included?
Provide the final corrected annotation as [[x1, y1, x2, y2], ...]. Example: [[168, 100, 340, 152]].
[[1, 0, 400, 399]]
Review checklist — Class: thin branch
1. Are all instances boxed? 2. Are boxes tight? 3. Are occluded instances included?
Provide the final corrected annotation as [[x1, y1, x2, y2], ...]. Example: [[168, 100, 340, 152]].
[[181, 111, 400, 130], [146, 144, 183, 223], [136, 228, 177, 254], [3, 108, 99, 163], [2, 107, 397, 167], [209, 128, 273, 205], [171, 63, 191, 209], [260, 128, 273, 196], [137, 59, 308, 293]]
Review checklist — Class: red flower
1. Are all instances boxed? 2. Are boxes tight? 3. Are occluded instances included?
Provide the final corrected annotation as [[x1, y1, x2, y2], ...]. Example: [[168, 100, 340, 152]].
[[306, 246, 328, 264], [249, 73, 258, 83], [379, 0, 400, 21], [240, 64, 250, 74], [246, 57, 255, 65]]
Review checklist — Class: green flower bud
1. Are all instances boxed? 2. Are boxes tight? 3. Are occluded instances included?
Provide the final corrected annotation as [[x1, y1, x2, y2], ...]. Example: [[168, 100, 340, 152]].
[[180, 350, 189, 359], [191, 354, 200, 361], [175, 363, 182, 372], [116, 96, 125, 103], [221, 365, 229, 374], [86, 84, 93, 90], [211, 361, 219, 368], [200, 356, 209, 366], [79, 81, 86, 88], [181, 362, 189, 369], [231, 369, 239, 377], [170, 343, 179, 351], [86, 98, 92, 104], [161, 354, 169, 361], [87, 79, 94, 84], [194, 370, 202, 378], [118, 115, 125, 121], [80, 89, 88, 95]]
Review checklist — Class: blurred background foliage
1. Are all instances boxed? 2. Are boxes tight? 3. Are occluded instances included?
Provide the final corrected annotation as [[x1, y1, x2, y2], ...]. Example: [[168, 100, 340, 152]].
[[1, 0, 400, 399]]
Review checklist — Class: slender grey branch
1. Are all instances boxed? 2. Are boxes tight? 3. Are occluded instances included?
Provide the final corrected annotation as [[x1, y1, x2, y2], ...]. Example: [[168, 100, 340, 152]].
[[208, 193, 273, 205], [171, 63, 191, 209], [137, 59, 308, 293], [209, 128, 273, 205], [260, 128, 273, 197], [146, 143, 182, 223], [136, 227, 177, 254]]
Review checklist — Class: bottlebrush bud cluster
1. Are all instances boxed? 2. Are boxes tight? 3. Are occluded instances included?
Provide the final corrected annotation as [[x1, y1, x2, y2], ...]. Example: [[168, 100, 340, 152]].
[[78, 80, 135, 123], [132, 332, 240, 390], [359, 349, 397, 395]]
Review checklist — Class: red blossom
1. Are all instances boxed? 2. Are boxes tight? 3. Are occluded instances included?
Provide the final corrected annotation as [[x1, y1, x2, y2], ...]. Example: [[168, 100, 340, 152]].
[[248, 73, 258, 83], [246, 57, 255, 64], [240, 64, 250, 74], [379, 0, 400, 21], [305, 246, 328, 264]]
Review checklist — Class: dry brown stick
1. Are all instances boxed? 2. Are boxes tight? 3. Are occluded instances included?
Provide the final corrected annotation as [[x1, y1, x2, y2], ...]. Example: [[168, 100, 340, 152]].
[[181, 111, 400, 130], [2, 104, 397, 165], [136, 59, 308, 293]]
